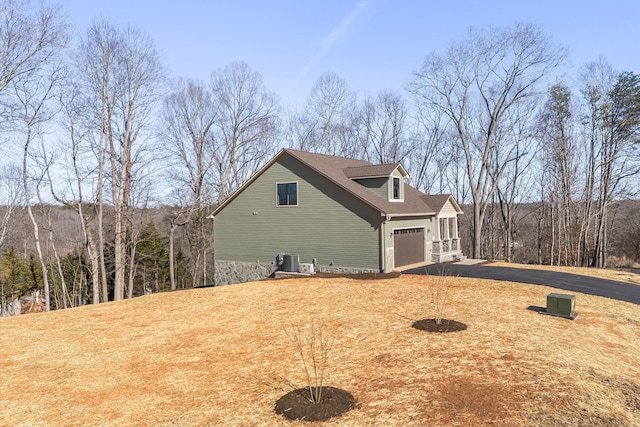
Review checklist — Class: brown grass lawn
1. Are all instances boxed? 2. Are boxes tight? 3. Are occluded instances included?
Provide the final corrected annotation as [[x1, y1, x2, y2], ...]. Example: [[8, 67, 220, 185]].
[[1, 275, 639, 426]]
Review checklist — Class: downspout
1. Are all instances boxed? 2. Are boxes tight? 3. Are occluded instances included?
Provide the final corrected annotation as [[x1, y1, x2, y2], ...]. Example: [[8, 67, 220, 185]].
[[381, 213, 391, 273]]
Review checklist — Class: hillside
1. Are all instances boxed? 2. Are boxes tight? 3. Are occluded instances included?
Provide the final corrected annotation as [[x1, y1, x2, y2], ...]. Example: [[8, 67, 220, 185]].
[[1, 274, 639, 426], [3, 199, 640, 264]]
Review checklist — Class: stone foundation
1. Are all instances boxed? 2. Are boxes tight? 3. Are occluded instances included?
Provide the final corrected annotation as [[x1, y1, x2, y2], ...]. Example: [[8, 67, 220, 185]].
[[214, 261, 278, 286], [431, 251, 465, 263], [214, 260, 378, 285], [315, 265, 379, 274]]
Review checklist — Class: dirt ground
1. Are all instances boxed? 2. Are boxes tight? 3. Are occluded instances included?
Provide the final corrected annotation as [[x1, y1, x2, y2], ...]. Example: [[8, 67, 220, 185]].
[[1, 274, 639, 426]]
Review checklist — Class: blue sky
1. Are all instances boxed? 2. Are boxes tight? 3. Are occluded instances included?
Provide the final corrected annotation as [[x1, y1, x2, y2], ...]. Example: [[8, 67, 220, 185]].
[[60, 0, 639, 106]]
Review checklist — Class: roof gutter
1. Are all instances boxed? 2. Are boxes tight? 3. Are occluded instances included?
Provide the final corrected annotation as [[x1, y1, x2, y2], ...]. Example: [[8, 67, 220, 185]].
[[349, 174, 393, 180], [385, 212, 436, 218]]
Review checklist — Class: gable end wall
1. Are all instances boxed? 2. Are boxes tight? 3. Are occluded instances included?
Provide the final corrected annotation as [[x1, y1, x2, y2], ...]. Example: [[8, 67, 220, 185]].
[[439, 200, 459, 217], [214, 154, 383, 271]]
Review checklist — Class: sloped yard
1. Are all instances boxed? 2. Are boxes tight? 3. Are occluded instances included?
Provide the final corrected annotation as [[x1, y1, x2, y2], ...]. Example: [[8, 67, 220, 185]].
[[1, 274, 639, 426]]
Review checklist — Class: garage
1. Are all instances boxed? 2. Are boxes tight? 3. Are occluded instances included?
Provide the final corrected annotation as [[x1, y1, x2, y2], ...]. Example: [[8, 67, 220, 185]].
[[393, 227, 425, 268]]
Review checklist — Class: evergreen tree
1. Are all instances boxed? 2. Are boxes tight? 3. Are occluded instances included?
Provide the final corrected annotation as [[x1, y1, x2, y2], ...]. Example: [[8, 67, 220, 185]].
[[136, 221, 169, 294], [0, 247, 35, 315]]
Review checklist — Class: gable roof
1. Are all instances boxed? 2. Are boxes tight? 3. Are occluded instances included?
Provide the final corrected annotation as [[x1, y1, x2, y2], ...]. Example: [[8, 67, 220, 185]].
[[420, 194, 463, 215], [212, 148, 460, 218], [343, 163, 407, 179]]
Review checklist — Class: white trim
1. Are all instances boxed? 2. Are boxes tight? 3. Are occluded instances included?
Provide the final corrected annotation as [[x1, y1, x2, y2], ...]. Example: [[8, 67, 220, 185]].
[[443, 195, 464, 214], [386, 212, 436, 217], [395, 164, 409, 177], [346, 163, 409, 180], [392, 225, 427, 233], [349, 173, 392, 180], [275, 181, 299, 207], [390, 176, 404, 202]]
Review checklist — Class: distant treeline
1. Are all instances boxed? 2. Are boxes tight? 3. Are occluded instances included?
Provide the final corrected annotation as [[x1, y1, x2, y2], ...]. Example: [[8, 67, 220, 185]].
[[1, 199, 638, 316]]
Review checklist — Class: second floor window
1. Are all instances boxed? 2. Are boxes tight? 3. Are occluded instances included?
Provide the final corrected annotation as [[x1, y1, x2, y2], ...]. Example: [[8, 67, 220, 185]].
[[393, 177, 401, 200], [277, 182, 298, 206]]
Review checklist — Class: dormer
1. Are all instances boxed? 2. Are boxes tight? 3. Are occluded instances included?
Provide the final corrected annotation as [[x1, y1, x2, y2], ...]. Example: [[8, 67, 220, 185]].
[[343, 163, 409, 202]]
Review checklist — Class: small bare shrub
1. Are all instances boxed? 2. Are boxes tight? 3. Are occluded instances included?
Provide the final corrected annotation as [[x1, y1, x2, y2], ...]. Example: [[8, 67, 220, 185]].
[[284, 321, 334, 404], [430, 273, 450, 325]]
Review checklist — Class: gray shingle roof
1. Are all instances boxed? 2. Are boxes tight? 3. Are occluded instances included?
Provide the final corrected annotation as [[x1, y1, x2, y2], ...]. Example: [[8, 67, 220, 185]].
[[213, 148, 460, 218], [284, 149, 455, 217], [343, 163, 403, 179], [420, 194, 452, 212]]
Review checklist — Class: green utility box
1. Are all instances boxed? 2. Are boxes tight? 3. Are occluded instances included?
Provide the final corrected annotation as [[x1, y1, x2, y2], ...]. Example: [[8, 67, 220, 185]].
[[546, 293, 576, 318], [283, 254, 299, 273]]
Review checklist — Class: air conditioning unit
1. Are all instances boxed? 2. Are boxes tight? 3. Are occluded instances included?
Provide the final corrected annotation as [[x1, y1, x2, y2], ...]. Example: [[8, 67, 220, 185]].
[[546, 293, 576, 319], [282, 254, 299, 272], [299, 263, 315, 274]]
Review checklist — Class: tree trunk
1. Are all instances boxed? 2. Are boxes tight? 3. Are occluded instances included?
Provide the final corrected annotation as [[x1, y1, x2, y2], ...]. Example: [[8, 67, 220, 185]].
[[472, 202, 483, 259], [97, 159, 108, 302], [22, 135, 51, 312], [169, 223, 177, 291], [113, 207, 125, 300], [127, 238, 136, 299], [48, 215, 69, 309]]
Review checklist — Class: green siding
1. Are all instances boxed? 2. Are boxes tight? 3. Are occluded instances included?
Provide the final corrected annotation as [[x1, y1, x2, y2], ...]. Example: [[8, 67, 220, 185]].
[[215, 154, 383, 270], [354, 177, 388, 200]]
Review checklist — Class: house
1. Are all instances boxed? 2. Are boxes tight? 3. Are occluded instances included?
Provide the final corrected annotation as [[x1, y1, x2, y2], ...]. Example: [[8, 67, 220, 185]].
[[211, 149, 463, 284]]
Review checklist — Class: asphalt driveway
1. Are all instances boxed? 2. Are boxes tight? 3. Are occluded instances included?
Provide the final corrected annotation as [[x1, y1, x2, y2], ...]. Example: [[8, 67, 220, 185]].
[[403, 263, 640, 305]]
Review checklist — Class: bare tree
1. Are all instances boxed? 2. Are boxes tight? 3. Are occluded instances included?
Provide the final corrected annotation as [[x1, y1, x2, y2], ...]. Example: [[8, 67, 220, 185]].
[[2, 0, 68, 311], [286, 108, 318, 152], [361, 90, 411, 163], [76, 19, 165, 300], [579, 60, 640, 267], [0, 0, 65, 118], [55, 80, 103, 304], [210, 61, 280, 204], [289, 71, 361, 158], [410, 23, 567, 259], [159, 78, 217, 289], [0, 164, 23, 249], [0, 0, 64, 277], [75, 20, 117, 302], [495, 99, 538, 262], [537, 83, 579, 265], [404, 97, 446, 194], [13, 61, 66, 312], [32, 159, 73, 309], [126, 192, 151, 299]]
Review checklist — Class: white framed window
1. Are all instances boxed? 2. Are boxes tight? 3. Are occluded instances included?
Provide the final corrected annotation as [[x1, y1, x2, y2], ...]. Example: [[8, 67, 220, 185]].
[[276, 182, 298, 206], [393, 177, 400, 199], [390, 176, 403, 201]]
